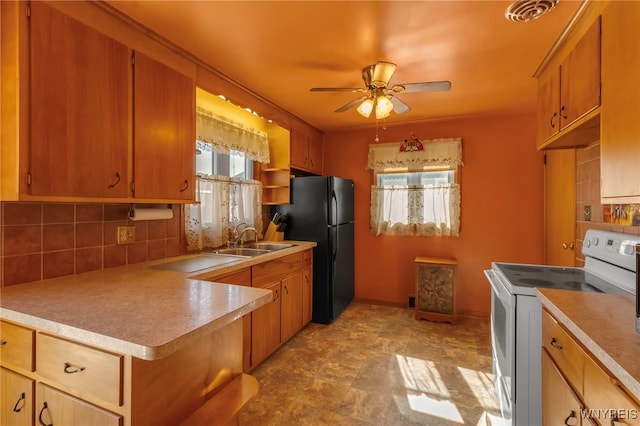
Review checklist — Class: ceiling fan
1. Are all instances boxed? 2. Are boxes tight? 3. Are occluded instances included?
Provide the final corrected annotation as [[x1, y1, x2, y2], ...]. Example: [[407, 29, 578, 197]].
[[310, 61, 451, 119]]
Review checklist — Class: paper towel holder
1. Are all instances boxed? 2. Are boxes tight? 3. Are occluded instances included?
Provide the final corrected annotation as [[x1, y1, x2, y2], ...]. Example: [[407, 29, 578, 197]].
[[128, 204, 174, 221]]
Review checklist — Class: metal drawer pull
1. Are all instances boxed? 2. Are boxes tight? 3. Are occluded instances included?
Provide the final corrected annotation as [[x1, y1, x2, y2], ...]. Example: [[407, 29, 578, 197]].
[[179, 179, 189, 192], [39, 402, 53, 426], [550, 338, 563, 350], [64, 362, 85, 374], [13, 392, 25, 412], [564, 410, 577, 425], [0, 340, 6, 346]]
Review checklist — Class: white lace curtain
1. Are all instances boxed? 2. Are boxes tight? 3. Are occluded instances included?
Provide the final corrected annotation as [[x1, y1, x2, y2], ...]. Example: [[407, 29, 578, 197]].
[[368, 138, 462, 237], [184, 176, 263, 251], [196, 106, 270, 163]]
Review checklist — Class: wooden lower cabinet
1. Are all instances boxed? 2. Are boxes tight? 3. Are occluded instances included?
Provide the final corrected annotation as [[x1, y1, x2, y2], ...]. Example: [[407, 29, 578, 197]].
[[302, 266, 313, 325], [37, 383, 122, 426], [251, 281, 282, 367], [542, 309, 640, 425], [542, 348, 584, 426], [1, 368, 34, 426], [281, 273, 303, 342]]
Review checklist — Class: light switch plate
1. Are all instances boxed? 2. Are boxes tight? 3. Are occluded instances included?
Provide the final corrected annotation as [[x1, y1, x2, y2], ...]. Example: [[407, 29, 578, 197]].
[[117, 226, 135, 245]]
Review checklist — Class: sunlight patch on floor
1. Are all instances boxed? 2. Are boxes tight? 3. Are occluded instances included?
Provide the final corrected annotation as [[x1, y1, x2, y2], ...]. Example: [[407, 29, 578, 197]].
[[457, 366, 500, 411], [395, 354, 449, 397]]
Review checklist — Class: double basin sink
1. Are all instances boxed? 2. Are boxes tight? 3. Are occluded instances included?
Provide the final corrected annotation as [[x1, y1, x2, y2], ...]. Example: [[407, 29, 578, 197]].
[[208, 242, 294, 257], [151, 242, 294, 274]]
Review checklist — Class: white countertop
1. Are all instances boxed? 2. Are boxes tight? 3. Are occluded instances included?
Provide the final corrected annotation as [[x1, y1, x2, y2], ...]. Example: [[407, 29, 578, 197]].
[[0, 241, 315, 361]]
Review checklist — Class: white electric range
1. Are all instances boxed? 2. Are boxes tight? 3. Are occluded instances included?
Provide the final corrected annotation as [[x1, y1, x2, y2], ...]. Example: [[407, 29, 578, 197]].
[[484, 229, 639, 426]]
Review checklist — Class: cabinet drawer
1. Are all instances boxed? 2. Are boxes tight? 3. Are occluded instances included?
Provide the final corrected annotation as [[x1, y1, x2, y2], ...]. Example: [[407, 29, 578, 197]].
[[542, 309, 585, 393], [0, 321, 35, 372], [252, 253, 302, 287], [583, 355, 640, 425], [37, 383, 122, 426], [36, 334, 123, 407]]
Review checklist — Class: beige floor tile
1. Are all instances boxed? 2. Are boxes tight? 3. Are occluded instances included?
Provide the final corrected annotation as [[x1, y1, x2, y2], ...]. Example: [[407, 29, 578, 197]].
[[240, 302, 502, 426]]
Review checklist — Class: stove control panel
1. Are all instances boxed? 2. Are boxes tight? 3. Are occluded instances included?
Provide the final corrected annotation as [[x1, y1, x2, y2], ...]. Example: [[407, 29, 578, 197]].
[[583, 229, 640, 272]]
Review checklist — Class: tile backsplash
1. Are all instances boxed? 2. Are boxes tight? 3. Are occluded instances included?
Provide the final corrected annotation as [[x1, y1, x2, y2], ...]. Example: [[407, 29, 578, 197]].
[[0, 202, 186, 287]]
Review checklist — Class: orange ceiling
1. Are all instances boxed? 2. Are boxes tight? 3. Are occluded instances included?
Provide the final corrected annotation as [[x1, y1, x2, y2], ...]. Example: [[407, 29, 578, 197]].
[[107, 1, 582, 132]]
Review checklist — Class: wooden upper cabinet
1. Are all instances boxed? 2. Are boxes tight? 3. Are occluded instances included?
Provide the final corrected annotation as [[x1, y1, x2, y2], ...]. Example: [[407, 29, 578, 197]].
[[29, 2, 129, 198], [559, 18, 601, 130], [290, 122, 309, 171], [536, 16, 601, 149], [307, 128, 323, 174], [290, 120, 322, 174], [536, 69, 560, 143], [600, 1, 640, 202], [133, 51, 195, 201]]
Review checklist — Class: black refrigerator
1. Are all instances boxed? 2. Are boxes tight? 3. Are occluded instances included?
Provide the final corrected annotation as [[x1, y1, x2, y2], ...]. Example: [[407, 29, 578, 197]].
[[274, 176, 354, 324]]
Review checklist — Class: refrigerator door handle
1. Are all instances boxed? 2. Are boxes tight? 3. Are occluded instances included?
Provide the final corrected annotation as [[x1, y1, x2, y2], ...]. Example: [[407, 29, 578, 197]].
[[331, 190, 338, 226], [332, 226, 338, 261]]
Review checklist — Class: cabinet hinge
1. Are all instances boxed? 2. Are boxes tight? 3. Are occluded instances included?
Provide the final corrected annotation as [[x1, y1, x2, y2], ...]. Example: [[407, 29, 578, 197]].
[[25, 3, 31, 18], [26, 172, 32, 186], [131, 53, 135, 66], [543, 153, 547, 165], [130, 181, 135, 193]]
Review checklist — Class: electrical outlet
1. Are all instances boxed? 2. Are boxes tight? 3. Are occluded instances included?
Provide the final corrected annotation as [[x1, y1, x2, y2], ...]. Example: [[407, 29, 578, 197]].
[[117, 226, 135, 245]]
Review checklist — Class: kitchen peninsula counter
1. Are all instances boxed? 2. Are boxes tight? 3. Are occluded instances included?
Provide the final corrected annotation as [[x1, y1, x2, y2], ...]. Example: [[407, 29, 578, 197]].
[[0, 241, 315, 360], [536, 288, 640, 399]]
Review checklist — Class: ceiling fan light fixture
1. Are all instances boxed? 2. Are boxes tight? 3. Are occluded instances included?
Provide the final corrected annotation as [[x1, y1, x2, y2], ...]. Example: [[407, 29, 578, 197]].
[[357, 98, 374, 118], [375, 95, 393, 119]]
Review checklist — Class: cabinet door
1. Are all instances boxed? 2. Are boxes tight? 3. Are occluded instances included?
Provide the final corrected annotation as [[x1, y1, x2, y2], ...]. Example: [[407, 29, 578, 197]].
[[290, 124, 309, 170], [30, 2, 129, 198], [559, 18, 601, 130], [536, 68, 560, 145], [307, 130, 323, 174], [250, 281, 281, 368], [302, 267, 313, 325], [36, 383, 121, 426], [1, 368, 33, 426], [281, 273, 303, 342], [542, 349, 584, 426], [600, 1, 640, 200], [133, 51, 195, 201], [544, 149, 576, 266]]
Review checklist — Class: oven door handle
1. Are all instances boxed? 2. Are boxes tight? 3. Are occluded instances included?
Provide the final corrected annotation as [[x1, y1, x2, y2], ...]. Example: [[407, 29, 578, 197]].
[[484, 269, 510, 300]]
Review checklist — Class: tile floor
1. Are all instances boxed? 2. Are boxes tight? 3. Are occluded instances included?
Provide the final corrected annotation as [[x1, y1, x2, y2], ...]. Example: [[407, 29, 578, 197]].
[[240, 303, 507, 425]]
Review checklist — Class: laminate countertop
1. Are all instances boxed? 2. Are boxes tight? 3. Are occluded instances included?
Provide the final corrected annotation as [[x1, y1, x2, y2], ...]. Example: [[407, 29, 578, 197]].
[[536, 288, 640, 398], [0, 241, 316, 361]]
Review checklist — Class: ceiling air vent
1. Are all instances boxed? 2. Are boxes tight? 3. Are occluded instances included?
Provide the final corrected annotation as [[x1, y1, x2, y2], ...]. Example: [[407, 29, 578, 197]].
[[505, 0, 559, 23]]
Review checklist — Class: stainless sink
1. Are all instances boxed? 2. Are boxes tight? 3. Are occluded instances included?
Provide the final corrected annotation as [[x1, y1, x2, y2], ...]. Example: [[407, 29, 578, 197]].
[[213, 248, 272, 257], [244, 243, 294, 251], [150, 254, 242, 273]]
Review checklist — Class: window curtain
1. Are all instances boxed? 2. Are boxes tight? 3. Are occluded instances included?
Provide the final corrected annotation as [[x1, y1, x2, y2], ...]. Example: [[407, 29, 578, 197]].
[[196, 106, 270, 163], [184, 176, 263, 251], [370, 184, 461, 237], [368, 137, 462, 237]]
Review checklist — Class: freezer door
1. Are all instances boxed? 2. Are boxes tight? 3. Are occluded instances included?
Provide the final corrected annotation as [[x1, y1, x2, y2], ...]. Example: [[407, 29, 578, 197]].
[[329, 177, 354, 226]]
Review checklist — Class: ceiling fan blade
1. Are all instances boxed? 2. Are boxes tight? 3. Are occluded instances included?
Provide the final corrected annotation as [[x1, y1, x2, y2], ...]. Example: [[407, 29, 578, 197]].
[[334, 95, 368, 113], [372, 61, 397, 86], [390, 95, 411, 115], [392, 81, 452, 93], [310, 87, 367, 92]]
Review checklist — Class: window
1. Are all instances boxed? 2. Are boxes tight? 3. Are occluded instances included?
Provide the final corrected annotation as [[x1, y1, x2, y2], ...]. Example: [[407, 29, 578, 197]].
[[196, 145, 253, 180], [368, 138, 462, 237]]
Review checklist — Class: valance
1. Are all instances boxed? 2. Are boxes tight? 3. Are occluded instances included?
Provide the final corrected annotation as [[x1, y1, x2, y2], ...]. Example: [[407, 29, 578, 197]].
[[196, 106, 270, 163], [367, 137, 462, 171]]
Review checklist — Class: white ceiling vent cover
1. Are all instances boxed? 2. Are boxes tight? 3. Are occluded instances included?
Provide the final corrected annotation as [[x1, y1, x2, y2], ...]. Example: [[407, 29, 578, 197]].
[[505, 0, 559, 23]]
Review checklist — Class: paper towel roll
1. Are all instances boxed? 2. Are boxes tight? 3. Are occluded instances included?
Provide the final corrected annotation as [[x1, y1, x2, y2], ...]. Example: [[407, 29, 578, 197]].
[[129, 208, 173, 221]]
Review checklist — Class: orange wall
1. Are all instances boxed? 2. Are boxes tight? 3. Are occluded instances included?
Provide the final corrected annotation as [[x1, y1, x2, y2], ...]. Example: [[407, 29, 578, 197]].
[[322, 113, 544, 316]]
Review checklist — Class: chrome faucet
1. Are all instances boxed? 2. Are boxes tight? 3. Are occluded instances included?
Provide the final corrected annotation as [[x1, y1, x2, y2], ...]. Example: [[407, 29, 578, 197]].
[[227, 222, 258, 246], [238, 227, 258, 245]]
